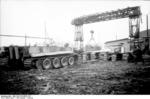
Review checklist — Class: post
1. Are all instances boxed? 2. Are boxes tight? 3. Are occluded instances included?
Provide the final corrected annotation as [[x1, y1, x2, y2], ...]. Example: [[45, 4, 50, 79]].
[[44, 21, 47, 44], [25, 34, 27, 46], [147, 14, 149, 37], [0, 34, 2, 47], [146, 14, 149, 50]]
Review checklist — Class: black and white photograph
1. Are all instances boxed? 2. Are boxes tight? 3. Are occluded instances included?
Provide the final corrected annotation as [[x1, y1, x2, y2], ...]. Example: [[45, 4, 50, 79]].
[[0, 0, 150, 97]]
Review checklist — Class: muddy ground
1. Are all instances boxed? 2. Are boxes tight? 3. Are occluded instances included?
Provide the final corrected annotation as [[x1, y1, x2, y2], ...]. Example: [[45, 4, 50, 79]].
[[0, 61, 150, 95]]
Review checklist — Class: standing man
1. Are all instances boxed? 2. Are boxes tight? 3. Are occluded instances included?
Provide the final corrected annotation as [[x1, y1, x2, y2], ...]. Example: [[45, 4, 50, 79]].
[[133, 46, 144, 64]]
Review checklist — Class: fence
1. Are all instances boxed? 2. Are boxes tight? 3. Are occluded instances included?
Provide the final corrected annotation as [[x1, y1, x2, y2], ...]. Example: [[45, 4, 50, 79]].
[[0, 34, 53, 46]]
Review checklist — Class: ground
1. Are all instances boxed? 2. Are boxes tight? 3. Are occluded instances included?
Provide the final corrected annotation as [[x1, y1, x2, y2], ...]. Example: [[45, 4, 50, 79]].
[[0, 60, 150, 95]]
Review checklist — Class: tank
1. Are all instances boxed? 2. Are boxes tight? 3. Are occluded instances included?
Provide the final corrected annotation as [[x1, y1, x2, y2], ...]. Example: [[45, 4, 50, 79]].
[[0, 45, 78, 70]]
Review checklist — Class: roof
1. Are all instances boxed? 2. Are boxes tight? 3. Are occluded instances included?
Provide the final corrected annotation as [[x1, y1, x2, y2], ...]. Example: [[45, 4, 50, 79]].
[[105, 38, 129, 44], [105, 29, 150, 44]]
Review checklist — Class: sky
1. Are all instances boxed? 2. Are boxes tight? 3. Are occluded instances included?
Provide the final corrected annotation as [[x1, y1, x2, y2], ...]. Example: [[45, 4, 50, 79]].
[[0, 0, 150, 48]]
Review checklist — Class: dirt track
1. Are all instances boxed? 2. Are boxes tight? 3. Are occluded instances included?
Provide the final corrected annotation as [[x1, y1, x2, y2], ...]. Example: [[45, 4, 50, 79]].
[[0, 61, 150, 94]]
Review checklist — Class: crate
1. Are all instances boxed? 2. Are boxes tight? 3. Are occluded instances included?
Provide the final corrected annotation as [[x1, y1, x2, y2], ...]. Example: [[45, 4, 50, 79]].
[[100, 52, 108, 60], [91, 53, 96, 60], [111, 54, 116, 61], [122, 53, 128, 60], [83, 53, 87, 62]]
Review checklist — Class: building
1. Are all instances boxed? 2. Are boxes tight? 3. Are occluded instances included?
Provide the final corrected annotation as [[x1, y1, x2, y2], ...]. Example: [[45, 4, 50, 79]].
[[105, 29, 150, 53], [139, 29, 150, 38], [105, 38, 130, 53]]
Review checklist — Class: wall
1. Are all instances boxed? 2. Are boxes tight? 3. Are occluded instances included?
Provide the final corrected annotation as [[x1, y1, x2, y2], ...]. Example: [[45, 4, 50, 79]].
[[105, 38, 130, 53]]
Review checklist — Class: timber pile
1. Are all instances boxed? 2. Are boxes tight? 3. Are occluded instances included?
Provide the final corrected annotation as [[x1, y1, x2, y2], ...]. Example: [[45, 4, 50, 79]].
[[0, 57, 9, 66], [99, 52, 108, 60]]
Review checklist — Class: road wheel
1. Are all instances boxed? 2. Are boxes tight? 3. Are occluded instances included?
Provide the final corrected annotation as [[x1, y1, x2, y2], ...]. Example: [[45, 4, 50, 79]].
[[52, 57, 61, 68], [68, 56, 74, 65], [35, 59, 43, 70], [61, 57, 68, 67], [42, 58, 52, 70]]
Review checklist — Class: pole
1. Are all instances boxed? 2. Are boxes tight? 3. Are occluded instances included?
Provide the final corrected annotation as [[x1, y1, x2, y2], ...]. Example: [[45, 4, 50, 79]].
[[25, 34, 27, 46], [44, 21, 47, 44], [146, 14, 149, 50], [147, 14, 149, 37], [0, 34, 2, 47]]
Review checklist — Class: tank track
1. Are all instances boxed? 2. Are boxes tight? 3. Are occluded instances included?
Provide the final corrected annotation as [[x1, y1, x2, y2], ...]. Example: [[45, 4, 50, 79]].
[[23, 54, 78, 70]]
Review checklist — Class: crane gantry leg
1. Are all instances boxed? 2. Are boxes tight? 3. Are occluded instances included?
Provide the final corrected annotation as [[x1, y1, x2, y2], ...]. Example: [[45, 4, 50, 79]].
[[74, 25, 84, 52], [129, 16, 140, 50]]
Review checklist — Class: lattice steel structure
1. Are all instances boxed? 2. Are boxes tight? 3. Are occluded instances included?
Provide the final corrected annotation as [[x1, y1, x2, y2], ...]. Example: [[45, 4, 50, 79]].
[[71, 6, 141, 51]]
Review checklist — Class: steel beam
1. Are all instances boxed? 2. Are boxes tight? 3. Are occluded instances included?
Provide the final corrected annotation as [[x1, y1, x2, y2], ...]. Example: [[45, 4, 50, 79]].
[[72, 6, 141, 26]]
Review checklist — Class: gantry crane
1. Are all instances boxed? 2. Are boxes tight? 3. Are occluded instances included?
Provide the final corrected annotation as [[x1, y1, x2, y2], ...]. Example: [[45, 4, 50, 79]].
[[71, 6, 141, 51]]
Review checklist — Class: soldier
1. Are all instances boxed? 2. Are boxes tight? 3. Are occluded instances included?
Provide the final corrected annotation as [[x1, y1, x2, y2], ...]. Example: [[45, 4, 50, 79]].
[[143, 38, 149, 55], [133, 46, 144, 64], [127, 52, 134, 63]]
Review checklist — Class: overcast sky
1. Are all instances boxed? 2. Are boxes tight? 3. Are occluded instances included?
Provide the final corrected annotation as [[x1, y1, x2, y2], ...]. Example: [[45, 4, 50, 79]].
[[0, 0, 150, 47]]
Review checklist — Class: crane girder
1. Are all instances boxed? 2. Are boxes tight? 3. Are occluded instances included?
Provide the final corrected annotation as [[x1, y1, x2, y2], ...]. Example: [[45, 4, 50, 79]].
[[72, 6, 141, 26]]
